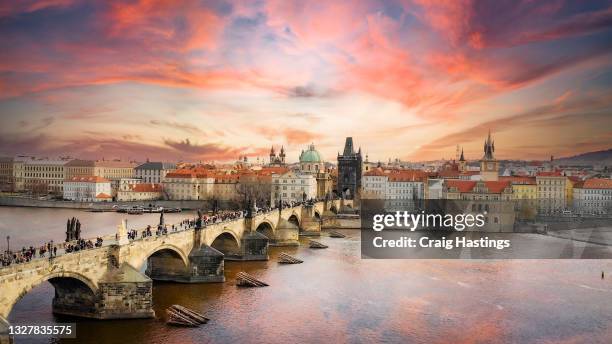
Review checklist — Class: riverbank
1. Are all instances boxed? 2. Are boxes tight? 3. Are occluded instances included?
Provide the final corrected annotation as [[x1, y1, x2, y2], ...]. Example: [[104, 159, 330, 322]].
[[0, 196, 231, 210]]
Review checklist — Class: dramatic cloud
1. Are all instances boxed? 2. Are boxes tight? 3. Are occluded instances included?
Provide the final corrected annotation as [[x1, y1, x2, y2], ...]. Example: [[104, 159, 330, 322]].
[[0, 0, 611, 161]]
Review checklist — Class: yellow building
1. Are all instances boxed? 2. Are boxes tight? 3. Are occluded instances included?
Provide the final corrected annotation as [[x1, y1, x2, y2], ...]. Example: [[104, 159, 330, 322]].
[[500, 176, 537, 220], [500, 176, 537, 200]]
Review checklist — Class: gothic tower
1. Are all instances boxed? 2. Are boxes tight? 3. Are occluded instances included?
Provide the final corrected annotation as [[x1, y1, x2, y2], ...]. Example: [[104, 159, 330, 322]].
[[337, 137, 363, 199], [458, 148, 467, 172], [279, 146, 286, 163], [269, 146, 275, 164], [480, 130, 499, 181]]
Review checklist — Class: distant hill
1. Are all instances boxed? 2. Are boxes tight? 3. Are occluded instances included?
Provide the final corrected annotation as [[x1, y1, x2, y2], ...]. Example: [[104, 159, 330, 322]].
[[553, 148, 612, 166]]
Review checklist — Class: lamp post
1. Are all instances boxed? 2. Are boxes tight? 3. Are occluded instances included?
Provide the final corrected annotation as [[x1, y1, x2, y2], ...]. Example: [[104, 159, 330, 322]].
[[6, 235, 9, 253]]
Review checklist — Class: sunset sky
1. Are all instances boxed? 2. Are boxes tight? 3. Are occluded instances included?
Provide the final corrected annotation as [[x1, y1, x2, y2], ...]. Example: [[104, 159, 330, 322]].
[[1, 0, 612, 163]]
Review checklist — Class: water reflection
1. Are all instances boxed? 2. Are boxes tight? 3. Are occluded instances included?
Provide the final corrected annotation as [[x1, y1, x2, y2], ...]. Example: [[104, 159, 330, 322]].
[[3, 208, 612, 343]]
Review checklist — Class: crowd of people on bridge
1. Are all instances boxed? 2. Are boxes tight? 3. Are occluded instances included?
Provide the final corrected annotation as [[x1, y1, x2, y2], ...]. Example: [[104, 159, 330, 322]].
[[64, 237, 102, 253], [1, 241, 58, 266], [2, 200, 332, 267]]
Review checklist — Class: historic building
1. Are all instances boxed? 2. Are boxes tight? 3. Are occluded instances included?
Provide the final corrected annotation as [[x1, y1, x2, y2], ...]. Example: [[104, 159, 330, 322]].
[[64, 159, 136, 198], [442, 180, 515, 232], [458, 148, 467, 172], [362, 167, 387, 199], [499, 176, 538, 220], [480, 130, 499, 181], [337, 137, 362, 199], [162, 168, 216, 200], [426, 178, 444, 199], [271, 170, 317, 205], [63, 176, 112, 202], [269, 146, 286, 166], [117, 183, 163, 201], [22, 158, 70, 195], [361, 168, 426, 200], [572, 178, 612, 215], [135, 161, 177, 184], [536, 171, 567, 214], [0, 157, 14, 192], [298, 143, 333, 199]]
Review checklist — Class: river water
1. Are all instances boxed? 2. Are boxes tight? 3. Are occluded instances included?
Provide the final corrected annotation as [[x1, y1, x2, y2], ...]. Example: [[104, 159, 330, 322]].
[[2, 207, 612, 343]]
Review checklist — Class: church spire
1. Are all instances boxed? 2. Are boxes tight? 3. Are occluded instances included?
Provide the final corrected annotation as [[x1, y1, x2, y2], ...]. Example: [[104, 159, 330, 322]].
[[483, 129, 495, 160]]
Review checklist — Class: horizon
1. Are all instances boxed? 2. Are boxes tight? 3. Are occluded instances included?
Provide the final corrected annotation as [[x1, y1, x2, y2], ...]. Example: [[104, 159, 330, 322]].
[[5, 145, 610, 165], [1, 1, 612, 162]]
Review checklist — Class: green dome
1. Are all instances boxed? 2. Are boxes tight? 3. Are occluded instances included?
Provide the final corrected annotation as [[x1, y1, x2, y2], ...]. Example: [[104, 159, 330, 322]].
[[300, 144, 323, 163]]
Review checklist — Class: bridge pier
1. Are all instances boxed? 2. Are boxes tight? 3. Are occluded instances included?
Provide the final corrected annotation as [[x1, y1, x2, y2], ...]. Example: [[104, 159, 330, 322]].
[[240, 231, 269, 260], [187, 245, 225, 282], [299, 204, 322, 236], [95, 263, 155, 319], [271, 220, 300, 246], [0, 317, 10, 344]]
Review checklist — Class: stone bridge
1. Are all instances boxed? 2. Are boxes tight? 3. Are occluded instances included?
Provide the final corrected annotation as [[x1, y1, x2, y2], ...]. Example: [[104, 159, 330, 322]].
[[0, 199, 352, 342]]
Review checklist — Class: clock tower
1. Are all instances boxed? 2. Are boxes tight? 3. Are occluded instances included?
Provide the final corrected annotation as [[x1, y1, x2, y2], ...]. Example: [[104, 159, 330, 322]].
[[480, 130, 499, 181]]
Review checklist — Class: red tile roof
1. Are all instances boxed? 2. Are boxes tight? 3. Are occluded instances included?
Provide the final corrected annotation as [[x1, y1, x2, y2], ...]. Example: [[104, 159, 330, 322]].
[[581, 178, 612, 189], [444, 180, 511, 193], [388, 170, 427, 182], [364, 168, 386, 177], [445, 180, 477, 193], [67, 176, 110, 183], [128, 183, 162, 192], [484, 181, 512, 193], [537, 171, 563, 177]]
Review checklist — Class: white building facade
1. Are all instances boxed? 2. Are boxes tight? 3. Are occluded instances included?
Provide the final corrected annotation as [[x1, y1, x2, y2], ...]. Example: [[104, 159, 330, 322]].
[[271, 171, 317, 205], [573, 178, 612, 215], [63, 176, 112, 202]]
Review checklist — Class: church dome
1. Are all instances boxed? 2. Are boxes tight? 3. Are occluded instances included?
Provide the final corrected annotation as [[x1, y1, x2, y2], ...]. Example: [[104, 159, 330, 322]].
[[300, 144, 323, 163]]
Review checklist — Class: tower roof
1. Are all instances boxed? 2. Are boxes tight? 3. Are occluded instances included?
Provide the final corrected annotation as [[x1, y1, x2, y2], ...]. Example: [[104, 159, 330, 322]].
[[483, 130, 495, 160], [343, 137, 354, 156]]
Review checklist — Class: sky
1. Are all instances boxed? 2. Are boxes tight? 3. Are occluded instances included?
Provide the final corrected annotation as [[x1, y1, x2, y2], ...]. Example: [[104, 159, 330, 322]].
[[1, 0, 612, 163]]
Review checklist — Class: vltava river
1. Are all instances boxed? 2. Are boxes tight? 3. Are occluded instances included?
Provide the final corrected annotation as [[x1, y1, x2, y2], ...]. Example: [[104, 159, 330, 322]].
[[1, 207, 612, 343]]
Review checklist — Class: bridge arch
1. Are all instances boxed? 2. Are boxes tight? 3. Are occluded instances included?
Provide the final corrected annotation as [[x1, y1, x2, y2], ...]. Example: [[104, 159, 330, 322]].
[[211, 231, 241, 258], [288, 213, 300, 229], [142, 244, 190, 281], [255, 220, 275, 239], [139, 244, 189, 270], [5, 271, 98, 320]]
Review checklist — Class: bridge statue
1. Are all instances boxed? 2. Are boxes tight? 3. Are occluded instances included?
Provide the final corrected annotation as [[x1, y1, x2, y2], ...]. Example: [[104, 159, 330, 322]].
[[65, 217, 81, 242], [195, 209, 203, 229]]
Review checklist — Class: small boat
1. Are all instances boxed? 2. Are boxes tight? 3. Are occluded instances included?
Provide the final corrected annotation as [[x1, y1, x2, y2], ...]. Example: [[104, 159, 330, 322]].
[[125, 206, 144, 215], [329, 231, 346, 238]]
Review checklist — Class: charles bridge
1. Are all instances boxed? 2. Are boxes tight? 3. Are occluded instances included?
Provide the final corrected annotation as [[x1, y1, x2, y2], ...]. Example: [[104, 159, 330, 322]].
[[0, 199, 353, 342]]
